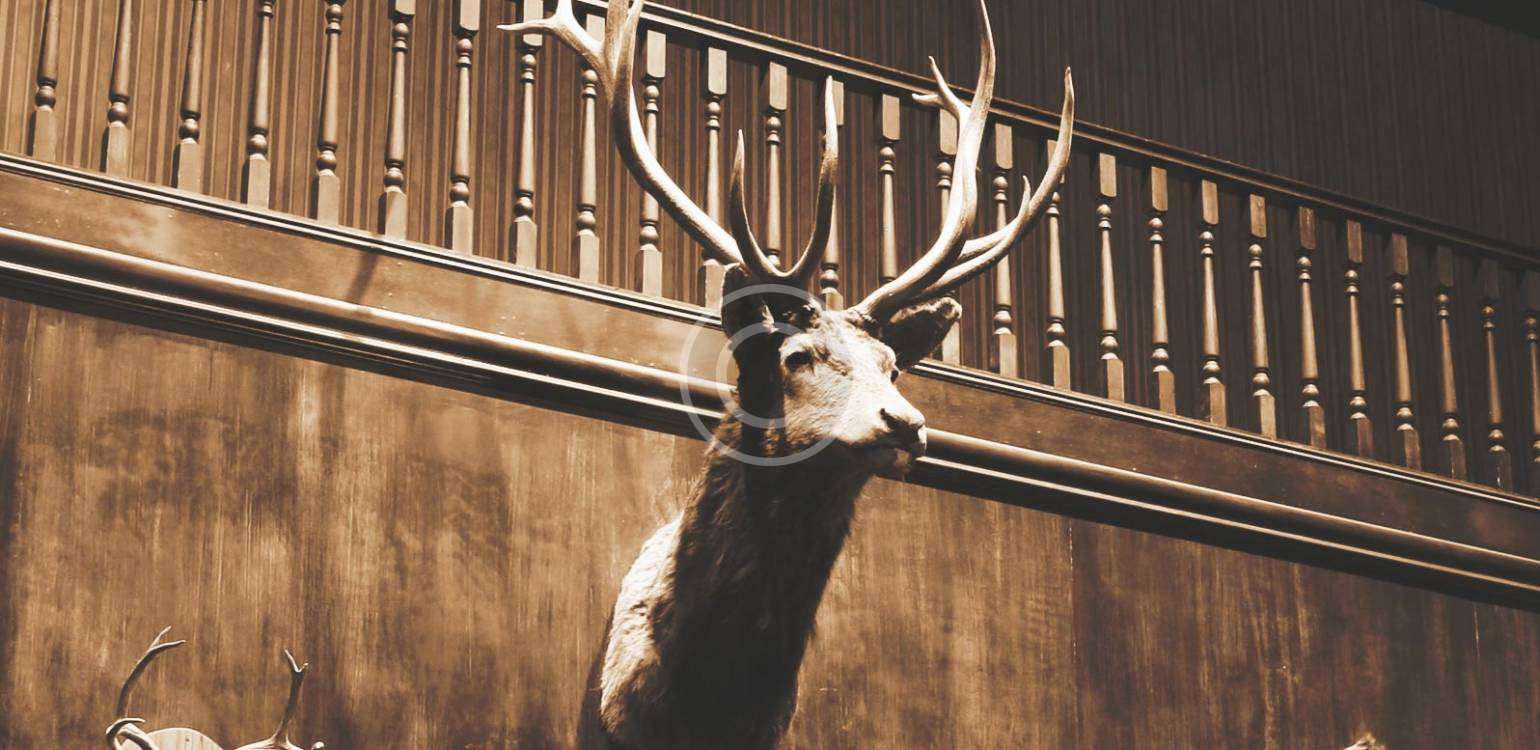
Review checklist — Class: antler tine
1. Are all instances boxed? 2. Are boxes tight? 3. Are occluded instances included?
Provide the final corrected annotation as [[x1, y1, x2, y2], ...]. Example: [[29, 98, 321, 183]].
[[853, 0, 998, 320], [106, 718, 159, 750], [116, 627, 187, 718], [725, 79, 840, 293], [915, 69, 1075, 298], [504, 0, 746, 272], [268, 648, 310, 744]]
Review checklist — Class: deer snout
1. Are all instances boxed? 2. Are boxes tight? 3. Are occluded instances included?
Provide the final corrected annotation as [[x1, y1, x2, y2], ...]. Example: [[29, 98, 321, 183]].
[[879, 406, 927, 458]]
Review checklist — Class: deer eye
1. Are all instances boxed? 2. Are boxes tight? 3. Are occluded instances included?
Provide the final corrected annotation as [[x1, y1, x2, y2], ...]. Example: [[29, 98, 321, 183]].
[[783, 348, 815, 370], [889, 369, 900, 383]]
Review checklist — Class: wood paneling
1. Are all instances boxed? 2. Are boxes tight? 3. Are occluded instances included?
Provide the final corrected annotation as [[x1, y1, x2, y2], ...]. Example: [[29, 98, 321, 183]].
[[0, 297, 1537, 747]]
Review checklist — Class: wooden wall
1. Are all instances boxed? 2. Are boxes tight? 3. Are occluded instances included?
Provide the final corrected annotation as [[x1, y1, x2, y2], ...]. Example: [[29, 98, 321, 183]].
[[2, 295, 1538, 748]]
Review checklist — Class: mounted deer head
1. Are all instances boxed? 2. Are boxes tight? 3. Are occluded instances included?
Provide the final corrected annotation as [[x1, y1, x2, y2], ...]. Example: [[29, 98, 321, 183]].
[[504, 2, 1072, 747]]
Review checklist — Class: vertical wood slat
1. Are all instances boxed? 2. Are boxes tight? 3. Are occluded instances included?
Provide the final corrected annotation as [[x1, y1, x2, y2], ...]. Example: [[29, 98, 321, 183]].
[[1389, 233, 1421, 469], [1435, 246, 1468, 479], [1246, 194, 1275, 437], [510, 0, 542, 263], [989, 123, 1016, 377], [103, 0, 135, 176], [635, 30, 666, 295], [1344, 220, 1373, 456], [818, 78, 845, 310], [171, 0, 207, 191], [1147, 166, 1174, 413], [1044, 139, 1070, 389], [1478, 259, 1513, 489], [1096, 153, 1122, 400], [936, 108, 961, 363], [763, 61, 787, 267], [1197, 179, 1225, 425], [243, 0, 277, 208], [1296, 207, 1326, 448], [29, 0, 61, 161], [573, 13, 606, 283], [1524, 272, 1540, 492], [697, 45, 727, 306], [877, 94, 900, 284], [446, 0, 480, 253], [381, 0, 415, 238], [313, 0, 345, 224]]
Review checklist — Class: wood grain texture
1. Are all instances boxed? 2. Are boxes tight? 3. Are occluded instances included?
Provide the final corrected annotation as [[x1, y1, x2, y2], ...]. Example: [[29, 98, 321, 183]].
[[1, 297, 1537, 748]]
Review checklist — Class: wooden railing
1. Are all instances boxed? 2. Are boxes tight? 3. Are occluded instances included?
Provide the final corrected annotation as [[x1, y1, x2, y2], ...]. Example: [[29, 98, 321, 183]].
[[3, 0, 1539, 496]]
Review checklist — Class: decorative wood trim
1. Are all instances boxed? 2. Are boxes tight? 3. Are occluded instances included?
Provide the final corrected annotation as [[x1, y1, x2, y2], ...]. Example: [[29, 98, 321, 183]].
[[1198, 179, 1225, 425], [635, 29, 667, 295], [313, 0, 345, 224], [1296, 207, 1326, 448], [1097, 153, 1122, 401], [1147, 166, 1174, 414], [28, 0, 61, 161], [244, 0, 277, 208], [1480, 259, 1513, 489], [762, 61, 787, 268], [446, 0, 480, 253], [511, 0, 542, 263], [937, 107, 961, 364], [1436, 246, 1469, 479], [818, 78, 845, 311], [1389, 234, 1421, 469], [1045, 139, 1070, 389], [1526, 272, 1540, 494], [103, 0, 135, 176], [877, 94, 900, 284], [990, 123, 1016, 377], [1345, 220, 1373, 457], [697, 45, 727, 307], [172, 0, 207, 191], [382, 0, 415, 238], [3, 223, 1539, 606], [1246, 195, 1275, 436]]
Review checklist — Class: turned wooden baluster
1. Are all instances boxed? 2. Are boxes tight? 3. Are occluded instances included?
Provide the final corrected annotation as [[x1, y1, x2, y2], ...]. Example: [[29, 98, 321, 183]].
[[103, 0, 135, 175], [572, 13, 606, 282], [172, 0, 207, 190], [819, 78, 846, 310], [1246, 195, 1276, 436], [635, 30, 666, 295], [1045, 139, 1070, 388], [989, 123, 1017, 377], [29, 0, 61, 160], [1524, 271, 1540, 492], [697, 45, 727, 305], [1478, 259, 1512, 488], [1148, 166, 1174, 412], [936, 108, 961, 363], [1096, 153, 1123, 400], [511, 0, 542, 263], [1197, 179, 1225, 425], [447, 0, 480, 252], [1435, 246, 1468, 478], [1389, 233, 1421, 469], [762, 62, 787, 269], [878, 95, 900, 285], [313, 0, 345, 223], [1296, 207, 1326, 448], [244, 0, 277, 207], [1344, 220, 1373, 456], [381, 0, 414, 238]]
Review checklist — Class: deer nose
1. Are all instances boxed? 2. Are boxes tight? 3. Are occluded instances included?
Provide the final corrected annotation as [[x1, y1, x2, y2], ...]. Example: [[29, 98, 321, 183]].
[[880, 407, 927, 456]]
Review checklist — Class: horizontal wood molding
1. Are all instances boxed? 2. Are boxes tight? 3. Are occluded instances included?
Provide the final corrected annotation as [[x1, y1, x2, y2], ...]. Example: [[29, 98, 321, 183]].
[[2, 161, 1540, 606]]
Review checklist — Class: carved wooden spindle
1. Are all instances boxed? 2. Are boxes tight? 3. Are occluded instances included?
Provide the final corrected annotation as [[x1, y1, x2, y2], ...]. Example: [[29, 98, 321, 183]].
[[244, 0, 277, 207], [30, 0, 61, 161], [381, 0, 414, 237], [1296, 207, 1326, 448], [878, 95, 901, 285], [763, 62, 787, 269], [1246, 194, 1275, 436], [1197, 179, 1226, 425], [1045, 139, 1070, 389], [819, 78, 846, 310], [103, 0, 135, 175], [313, 0, 345, 223], [989, 123, 1017, 377], [1479, 259, 1512, 488], [635, 30, 666, 295], [446, 0, 479, 252], [1148, 166, 1174, 413], [1096, 153, 1123, 400], [1389, 233, 1420, 469], [1344, 220, 1373, 456], [572, 13, 606, 282], [510, 0, 542, 263], [936, 108, 961, 363], [1435, 246, 1468, 479], [697, 45, 727, 305], [172, 0, 207, 190], [1524, 272, 1540, 490]]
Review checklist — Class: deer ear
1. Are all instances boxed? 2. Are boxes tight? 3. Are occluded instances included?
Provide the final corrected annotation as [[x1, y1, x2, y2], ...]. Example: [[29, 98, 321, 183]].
[[720, 264, 777, 363], [878, 297, 961, 370]]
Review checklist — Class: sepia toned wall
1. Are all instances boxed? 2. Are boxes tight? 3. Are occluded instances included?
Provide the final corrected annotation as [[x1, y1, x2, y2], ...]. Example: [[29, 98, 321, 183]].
[[1, 296, 1537, 748]]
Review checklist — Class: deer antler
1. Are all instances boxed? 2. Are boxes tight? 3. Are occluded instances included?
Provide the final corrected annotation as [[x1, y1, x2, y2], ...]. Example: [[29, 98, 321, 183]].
[[501, 0, 838, 295], [234, 649, 311, 750], [851, 0, 1074, 321], [115, 627, 186, 720]]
